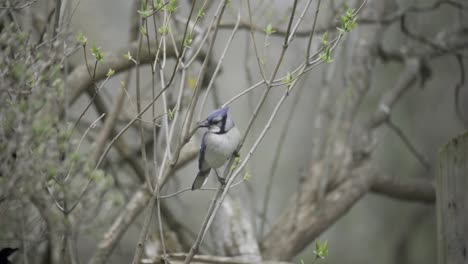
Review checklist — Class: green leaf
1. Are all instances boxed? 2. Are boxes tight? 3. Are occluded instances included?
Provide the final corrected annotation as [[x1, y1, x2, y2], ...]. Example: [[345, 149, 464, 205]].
[[321, 32, 328, 45], [231, 155, 241, 171], [124, 51, 133, 61], [76, 32, 87, 46], [106, 68, 115, 78], [47, 165, 56, 179], [140, 26, 147, 36], [153, 0, 164, 10], [282, 72, 293, 85], [137, 9, 152, 18], [313, 240, 329, 259], [70, 152, 82, 162], [91, 44, 104, 62], [158, 26, 170, 35], [166, 0, 177, 13], [264, 23, 276, 35], [319, 45, 333, 63], [168, 106, 177, 121], [184, 34, 193, 48], [89, 169, 105, 182], [243, 171, 251, 181], [339, 7, 357, 32], [197, 8, 205, 18]]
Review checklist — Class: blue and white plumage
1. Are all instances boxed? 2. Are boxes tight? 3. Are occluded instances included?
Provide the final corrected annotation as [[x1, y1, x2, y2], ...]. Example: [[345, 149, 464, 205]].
[[192, 107, 241, 190]]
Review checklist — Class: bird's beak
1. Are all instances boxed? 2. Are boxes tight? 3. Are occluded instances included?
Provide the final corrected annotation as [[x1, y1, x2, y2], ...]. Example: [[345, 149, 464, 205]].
[[197, 119, 209, 128]]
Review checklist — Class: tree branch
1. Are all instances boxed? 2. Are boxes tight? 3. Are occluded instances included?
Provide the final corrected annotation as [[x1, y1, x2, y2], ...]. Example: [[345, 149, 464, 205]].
[[211, 195, 261, 261], [89, 187, 150, 264], [88, 143, 198, 264], [261, 163, 436, 260], [260, 1, 439, 261], [67, 40, 205, 105], [262, 165, 375, 260], [364, 58, 421, 130], [147, 253, 294, 264], [371, 174, 435, 203]]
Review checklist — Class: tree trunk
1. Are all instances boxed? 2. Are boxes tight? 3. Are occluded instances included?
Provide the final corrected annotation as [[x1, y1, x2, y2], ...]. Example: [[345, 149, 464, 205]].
[[437, 131, 468, 264]]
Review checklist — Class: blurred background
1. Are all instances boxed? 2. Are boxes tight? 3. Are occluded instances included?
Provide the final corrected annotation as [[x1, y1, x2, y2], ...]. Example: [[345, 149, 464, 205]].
[[1, 0, 467, 263]]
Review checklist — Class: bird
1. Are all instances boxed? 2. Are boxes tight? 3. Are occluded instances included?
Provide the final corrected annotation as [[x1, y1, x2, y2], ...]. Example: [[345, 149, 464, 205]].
[[192, 107, 241, 190], [0, 247, 18, 264]]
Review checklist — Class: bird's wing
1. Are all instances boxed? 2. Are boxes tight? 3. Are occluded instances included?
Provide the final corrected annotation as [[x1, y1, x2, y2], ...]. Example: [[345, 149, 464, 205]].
[[198, 132, 208, 170]]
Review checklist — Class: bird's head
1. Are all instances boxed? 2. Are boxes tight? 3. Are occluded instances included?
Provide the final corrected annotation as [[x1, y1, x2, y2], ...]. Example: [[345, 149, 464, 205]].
[[198, 107, 234, 134]]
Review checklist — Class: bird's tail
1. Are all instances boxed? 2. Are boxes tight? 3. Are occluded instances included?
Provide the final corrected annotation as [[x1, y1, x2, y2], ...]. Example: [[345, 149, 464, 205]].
[[192, 169, 210, 190]]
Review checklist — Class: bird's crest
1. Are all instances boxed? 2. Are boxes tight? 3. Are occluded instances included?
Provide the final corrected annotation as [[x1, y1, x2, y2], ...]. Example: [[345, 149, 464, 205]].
[[206, 107, 229, 122]]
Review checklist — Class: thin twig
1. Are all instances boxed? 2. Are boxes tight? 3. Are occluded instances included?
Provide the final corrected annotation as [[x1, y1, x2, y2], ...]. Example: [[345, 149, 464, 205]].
[[184, 2, 300, 263], [147, 6, 171, 263], [259, 75, 306, 239], [135, 7, 154, 193], [52, 0, 61, 38], [306, 0, 322, 64], [0, 0, 39, 9], [197, 11, 241, 120], [64, 113, 106, 182], [65, 73, 175, 214], [132, 1, 201, 262], [180, 0, 229, 141], [222, 80, 265, 107], [287, 0, 314, 44], [159, 178, 246, 199], [386, 118, 431, 170], [246, 0, 267, 81]]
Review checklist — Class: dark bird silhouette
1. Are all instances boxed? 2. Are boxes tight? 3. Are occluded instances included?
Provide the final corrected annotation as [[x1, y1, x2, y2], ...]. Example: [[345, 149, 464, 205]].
[[0, 248, 18, 264]]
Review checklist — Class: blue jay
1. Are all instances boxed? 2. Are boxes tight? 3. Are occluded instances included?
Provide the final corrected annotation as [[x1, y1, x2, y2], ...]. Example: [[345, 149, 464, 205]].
[[192, 107, 241, 190]]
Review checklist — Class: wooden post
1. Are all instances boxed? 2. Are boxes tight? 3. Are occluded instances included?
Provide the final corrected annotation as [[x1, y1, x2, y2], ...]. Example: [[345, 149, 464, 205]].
[[437, 131, 468, 264]]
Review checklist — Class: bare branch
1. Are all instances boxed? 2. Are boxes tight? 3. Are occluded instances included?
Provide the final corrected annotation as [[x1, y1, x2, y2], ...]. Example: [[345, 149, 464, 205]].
[[371, 174, 435, 204], [89, 187, 150, 264], [261, 163, 435, 260], [386, 118, 431, 170], [259, 77, 306, 239], [262, 165, 375, 260], [217, 0, 468, 39], [89, 143, 198, 264], [147, 253, 294, 264], [67, 40, 205, 105], [211, 195, 261, 260], [0, 0, 39, 9], [364, 58, 421, 131]]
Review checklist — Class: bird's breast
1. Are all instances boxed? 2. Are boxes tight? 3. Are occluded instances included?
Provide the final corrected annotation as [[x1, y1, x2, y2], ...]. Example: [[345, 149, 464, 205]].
[[204, 127, 241, 168]]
